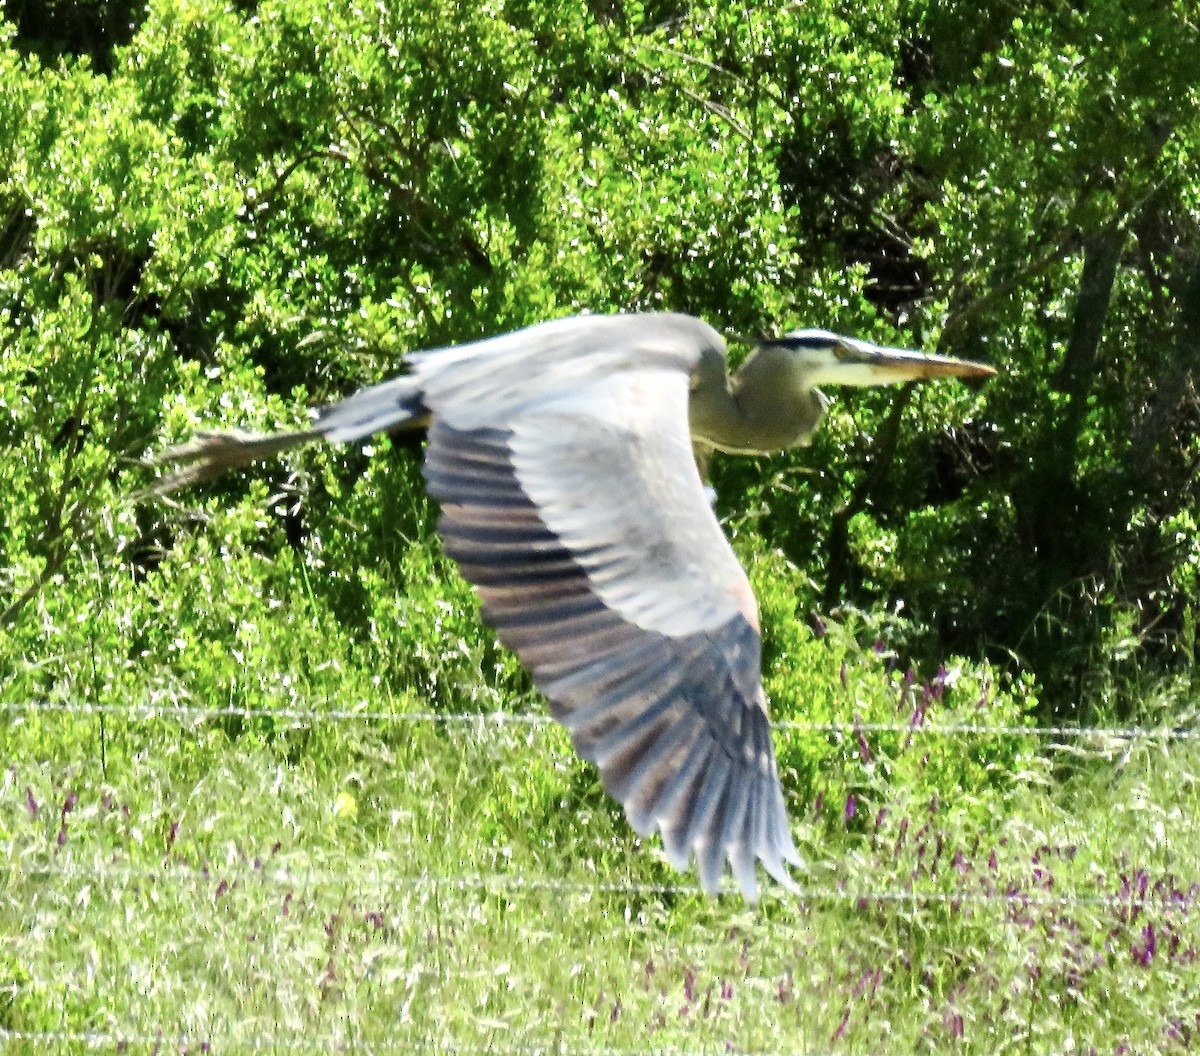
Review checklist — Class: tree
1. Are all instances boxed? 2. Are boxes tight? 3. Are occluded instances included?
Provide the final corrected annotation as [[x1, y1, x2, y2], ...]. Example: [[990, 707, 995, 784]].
[[2, 0, 1196, 717]]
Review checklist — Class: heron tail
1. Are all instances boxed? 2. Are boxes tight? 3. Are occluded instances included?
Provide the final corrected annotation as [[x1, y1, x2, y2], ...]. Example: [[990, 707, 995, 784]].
[[144, 428, 323, 496], [145, 373, 428, 497]]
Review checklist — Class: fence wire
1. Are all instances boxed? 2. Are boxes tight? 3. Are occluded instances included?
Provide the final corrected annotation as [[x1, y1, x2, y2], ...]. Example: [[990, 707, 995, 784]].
[[13, 858, 1196, 913], [4, 695, 1198, 1055], [3, 696, 1197, 742], [6, 692, 1197, 913], [0, 1026, 802, 1056]]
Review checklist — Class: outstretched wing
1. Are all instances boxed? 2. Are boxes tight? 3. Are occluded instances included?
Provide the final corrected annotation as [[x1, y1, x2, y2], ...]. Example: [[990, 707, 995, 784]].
[[419, 332, 801, 899]]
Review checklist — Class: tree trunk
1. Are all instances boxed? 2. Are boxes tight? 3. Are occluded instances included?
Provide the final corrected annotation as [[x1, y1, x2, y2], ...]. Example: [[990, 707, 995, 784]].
[[1018, 226, 1126, 576]]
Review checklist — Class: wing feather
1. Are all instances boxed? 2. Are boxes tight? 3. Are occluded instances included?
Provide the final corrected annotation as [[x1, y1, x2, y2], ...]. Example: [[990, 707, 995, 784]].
[[719, 776, 755, 898], [689, 752, 735, 893], [728, 791, 760, 899], [563, 661, 683, 742], [609, 717, 703, 817], [414, 318, 800, 899]]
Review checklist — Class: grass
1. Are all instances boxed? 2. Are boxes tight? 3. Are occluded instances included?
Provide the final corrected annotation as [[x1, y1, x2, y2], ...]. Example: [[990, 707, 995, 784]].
[[1, 523, 1197, 1054], [2, 684, 1198, 1054]]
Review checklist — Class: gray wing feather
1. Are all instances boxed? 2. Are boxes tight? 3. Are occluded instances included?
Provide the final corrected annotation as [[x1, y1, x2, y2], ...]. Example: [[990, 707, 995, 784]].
[[423, 417, 801, 900], [690, 751, 735, 893], [314, 373, 428, 443]]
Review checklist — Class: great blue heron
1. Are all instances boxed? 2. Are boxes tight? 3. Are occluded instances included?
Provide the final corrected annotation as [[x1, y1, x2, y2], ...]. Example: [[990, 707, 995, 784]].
[[151, 311, 995, 900]]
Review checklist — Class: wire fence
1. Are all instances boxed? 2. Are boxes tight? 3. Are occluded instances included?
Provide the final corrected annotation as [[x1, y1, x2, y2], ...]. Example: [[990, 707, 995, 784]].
[[4, 696, 1198, 742], [5, 692, 1198, 1054], [12, 857, 1197, 912], [8, 695, 1197, 911], [7, 692, 1197, 918]]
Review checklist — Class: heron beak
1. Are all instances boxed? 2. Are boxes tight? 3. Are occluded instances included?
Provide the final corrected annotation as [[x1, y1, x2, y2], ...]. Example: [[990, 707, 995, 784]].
[[806, 338, 997, 388]]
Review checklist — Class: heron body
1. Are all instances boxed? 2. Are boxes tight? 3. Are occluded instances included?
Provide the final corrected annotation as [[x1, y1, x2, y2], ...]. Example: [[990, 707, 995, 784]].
[[152, 311, 995, 900]]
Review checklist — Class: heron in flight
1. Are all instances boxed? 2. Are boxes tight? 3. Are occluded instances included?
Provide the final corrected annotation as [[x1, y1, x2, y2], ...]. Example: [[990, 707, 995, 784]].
[[152, 312, 995, 900]]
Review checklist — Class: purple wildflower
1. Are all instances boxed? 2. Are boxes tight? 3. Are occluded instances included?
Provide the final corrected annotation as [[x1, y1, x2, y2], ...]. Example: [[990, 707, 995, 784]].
[[777, 974, 793, 1003], [833, 1008, 851, 1041], [25, 787, 37, 817], [931, 663, 948, 701], [944, 1010, 964, 1038], [1132, 923, 1156, 966], [853, 715, 871, 763]]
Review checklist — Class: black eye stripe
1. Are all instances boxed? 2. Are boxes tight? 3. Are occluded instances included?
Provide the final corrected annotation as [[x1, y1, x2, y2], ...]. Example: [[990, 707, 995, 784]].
[[773, 335, 842, 352]]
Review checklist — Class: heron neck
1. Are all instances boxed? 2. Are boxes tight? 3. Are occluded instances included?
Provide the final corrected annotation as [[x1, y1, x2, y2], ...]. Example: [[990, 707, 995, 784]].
[[689, 344, 825, 454]]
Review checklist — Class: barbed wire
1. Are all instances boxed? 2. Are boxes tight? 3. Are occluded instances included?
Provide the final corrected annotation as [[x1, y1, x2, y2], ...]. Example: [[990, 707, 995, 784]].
[[3, 697, 1196, 742], [14, 858, 1196, 912]]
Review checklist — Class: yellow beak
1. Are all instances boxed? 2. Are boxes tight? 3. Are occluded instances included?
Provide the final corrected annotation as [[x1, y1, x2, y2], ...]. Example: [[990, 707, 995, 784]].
[[805, 338, 997, 388]]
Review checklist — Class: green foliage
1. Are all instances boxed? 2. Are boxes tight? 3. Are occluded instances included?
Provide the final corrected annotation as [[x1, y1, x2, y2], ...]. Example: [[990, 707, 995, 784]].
[[741, 546, 1038, 831], [4, 0, 1194, 699], [3, 684, 1197, 1052], [2, 2, 1199, 1047]]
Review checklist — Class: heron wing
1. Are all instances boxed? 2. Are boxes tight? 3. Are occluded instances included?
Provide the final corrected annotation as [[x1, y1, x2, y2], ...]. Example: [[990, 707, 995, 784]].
[[420, 333, 800, 899]]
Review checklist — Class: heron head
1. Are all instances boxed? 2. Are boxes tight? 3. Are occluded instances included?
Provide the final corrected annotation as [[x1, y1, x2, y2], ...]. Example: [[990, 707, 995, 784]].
[[775, 329, 997, 390], [695, 324, 997, 455]]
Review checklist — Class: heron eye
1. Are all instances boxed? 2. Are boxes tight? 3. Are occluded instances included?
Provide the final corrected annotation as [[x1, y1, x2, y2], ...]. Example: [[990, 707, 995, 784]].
[[805, 337, 841, 354]]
